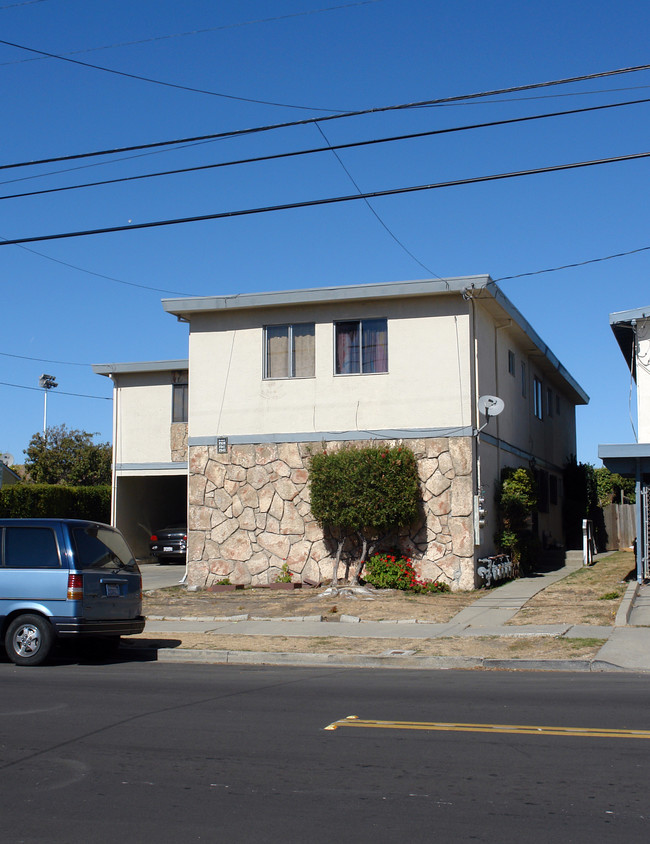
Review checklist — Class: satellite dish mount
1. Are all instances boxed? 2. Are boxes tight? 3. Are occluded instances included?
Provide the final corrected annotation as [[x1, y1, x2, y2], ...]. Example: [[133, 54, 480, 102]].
[[477, 395, 505, 433]]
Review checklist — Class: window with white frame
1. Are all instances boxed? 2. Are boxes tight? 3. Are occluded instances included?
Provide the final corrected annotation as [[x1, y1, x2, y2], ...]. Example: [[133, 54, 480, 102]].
[[264, 323, 315, 378], [533, 376, 543, 419], [335, 318, 388, 374]]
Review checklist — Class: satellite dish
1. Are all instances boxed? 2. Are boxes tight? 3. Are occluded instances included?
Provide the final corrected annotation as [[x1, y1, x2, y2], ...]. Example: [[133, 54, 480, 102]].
[[478, 395, 505, 418], [1, 453, 14, 466]]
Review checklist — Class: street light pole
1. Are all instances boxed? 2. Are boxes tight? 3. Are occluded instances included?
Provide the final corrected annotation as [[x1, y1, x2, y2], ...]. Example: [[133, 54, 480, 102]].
[[38, 373, 58, 435]]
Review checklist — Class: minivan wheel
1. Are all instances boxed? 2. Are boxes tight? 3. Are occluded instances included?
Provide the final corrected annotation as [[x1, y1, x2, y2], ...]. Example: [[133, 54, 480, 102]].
[[4, 614, 54, 666]]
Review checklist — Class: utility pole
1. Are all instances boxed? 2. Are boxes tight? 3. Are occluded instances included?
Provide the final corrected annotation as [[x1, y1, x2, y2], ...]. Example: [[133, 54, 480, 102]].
[[38, 373, 57, 435]]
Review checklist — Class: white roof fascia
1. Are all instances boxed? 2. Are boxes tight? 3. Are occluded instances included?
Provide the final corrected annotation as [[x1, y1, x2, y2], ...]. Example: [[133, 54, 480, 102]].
[[92, 359, 188, 377], [161, 275, 490, 317]]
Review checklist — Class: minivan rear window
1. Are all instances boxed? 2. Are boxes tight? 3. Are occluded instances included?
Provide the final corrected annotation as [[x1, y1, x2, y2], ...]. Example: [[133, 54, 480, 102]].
[[72, 526, 137, 571], [3, 527, 60, 568]]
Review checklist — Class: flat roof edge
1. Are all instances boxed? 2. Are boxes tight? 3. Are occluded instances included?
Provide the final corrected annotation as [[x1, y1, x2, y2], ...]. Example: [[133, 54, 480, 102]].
[[92, 359, 188, 376], [609, 306, 650, 325], [599, 443, 650, 458], [161, 275, 492, 315]]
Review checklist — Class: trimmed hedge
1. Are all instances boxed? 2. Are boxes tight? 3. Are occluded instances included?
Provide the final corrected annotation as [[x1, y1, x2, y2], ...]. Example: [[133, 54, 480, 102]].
[[0, 484, 111, 523]]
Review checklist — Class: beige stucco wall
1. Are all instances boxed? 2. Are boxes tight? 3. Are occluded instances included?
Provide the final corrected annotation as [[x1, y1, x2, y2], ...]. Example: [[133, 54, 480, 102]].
[[112, 372, 182, 465], [636, 318, 650, 441], [188, 295, 472, 438], [470, 298, 576, 554]]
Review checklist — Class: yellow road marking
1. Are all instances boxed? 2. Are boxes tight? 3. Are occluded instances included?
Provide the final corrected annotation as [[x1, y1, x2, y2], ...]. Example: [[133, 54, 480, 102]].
[[324, 716, 650, 739]]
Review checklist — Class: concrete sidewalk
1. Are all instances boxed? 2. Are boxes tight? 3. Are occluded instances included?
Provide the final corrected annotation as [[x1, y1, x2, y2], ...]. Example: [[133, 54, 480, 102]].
[[137, 558, 650, 673]]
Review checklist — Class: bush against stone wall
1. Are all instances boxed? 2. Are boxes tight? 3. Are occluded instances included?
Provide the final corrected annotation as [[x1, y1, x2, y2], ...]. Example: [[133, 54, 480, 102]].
[[187, 437, 476, 591]]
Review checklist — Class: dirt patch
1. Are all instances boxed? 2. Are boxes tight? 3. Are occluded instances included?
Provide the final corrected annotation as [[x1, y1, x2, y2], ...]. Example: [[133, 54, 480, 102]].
[[124, 632, 604, 660], [143, 585, 477, 623], [508, 551, 635, 627]]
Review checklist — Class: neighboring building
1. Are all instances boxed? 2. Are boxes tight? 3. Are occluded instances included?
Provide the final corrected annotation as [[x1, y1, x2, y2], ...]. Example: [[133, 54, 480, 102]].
[[0, 462, 20, 490], [91, 359, 188, 559], [96, 276, 588, 589], [599, 306, 650, 582]]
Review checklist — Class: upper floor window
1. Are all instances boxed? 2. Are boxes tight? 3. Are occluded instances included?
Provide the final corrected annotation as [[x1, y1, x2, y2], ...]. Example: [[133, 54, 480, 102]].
[[172, 383, 188, 423], [556, 393, 561, 415], [508, 349, 515, 376], [264, 323, 315, 379], [521, 361, 527, 397], [546, 387, 553, 418], [335, 318, 388, 374], [533, 376, 543, 419]]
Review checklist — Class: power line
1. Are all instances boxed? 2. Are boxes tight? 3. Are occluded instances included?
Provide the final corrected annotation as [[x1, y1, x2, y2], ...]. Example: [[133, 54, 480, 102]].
[[493, 244, 650, 281], [3, 61, 650, 173], [0, 37, 345, 113], [1, 235, 197, 295], [3, 95, 650, 201], [0, 350, 88, 366], [0, 2, 382, 62], [0, 0, 47, 8], [313, 121, 446, 281], [1, 149, 649, 247], [0, 380, 110, 400]]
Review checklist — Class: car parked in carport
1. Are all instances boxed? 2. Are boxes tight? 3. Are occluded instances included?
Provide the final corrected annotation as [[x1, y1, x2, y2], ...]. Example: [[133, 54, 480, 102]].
[[149, 523, 187, 564]]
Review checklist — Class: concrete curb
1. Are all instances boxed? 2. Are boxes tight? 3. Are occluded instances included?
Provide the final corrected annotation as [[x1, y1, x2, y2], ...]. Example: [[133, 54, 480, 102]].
[[126, 645, 648, 673], [614, 581, 639, 627]]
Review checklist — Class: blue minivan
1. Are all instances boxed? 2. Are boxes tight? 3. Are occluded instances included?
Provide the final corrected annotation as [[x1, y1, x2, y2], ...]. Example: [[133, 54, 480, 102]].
[[0, 519, 145, 666]]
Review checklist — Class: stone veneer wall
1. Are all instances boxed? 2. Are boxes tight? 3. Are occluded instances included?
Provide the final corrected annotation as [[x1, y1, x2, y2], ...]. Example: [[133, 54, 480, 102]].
[[171, 422, 188, 462], [187, 437, 476, 591]]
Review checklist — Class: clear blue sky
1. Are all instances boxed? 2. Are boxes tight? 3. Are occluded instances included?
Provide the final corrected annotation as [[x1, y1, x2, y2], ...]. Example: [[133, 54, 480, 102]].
[[1, 0, 649, 466]]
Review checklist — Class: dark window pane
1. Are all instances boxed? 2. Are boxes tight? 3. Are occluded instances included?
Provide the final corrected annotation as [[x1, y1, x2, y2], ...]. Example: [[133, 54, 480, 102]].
[[335, 321, 360, 374], [362, 319, 388, 373], [72, 527, 136, 570], [4, 527, 60, 568], [172, 384, 188, 423]]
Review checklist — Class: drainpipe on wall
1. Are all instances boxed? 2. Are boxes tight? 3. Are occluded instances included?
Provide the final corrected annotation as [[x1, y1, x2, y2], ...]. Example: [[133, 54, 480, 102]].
[[109, 373, 118, 527], [464, 288, 484, 547]]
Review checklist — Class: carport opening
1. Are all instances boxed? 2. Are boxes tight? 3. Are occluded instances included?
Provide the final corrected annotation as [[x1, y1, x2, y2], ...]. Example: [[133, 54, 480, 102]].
[[115, 474, 187, 560]]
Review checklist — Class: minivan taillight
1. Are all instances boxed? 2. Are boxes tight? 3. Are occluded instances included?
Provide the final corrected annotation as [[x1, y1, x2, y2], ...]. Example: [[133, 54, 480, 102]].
[[67, 573, 83, 601], [150, 534, 157, 541]]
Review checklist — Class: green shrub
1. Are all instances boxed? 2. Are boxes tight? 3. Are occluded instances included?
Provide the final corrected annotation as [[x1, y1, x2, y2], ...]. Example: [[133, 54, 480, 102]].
[[494, 467, 538, 573], [0, 484, 111, 522], [310, 445, 421, 585]]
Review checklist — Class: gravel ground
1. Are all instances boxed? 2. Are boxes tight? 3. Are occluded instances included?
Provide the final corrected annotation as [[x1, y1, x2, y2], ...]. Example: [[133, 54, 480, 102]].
[[124, 632, 605, 659], [143, 584, 477, 623]]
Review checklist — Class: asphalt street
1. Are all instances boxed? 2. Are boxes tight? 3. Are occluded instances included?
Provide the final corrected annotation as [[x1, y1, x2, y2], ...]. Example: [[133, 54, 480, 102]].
[[1, 661, 650, 843]]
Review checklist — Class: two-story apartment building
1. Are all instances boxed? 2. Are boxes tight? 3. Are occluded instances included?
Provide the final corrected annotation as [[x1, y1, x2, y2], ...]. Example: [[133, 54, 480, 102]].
[[95, 276, 588, 589], [599, 306, 650, 582]]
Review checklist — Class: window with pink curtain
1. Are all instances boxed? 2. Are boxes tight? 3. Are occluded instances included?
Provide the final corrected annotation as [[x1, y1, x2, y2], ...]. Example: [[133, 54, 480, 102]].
[[335, 319, 387, 374]]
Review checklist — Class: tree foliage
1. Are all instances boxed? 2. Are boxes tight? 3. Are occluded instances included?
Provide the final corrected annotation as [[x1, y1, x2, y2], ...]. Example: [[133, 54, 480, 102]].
[[594, 466, 635, 506], [309, 445, 420, 585], [494, 466, 539, 572], [24, 425, 112, 486], [562, 456, 608, 551]]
